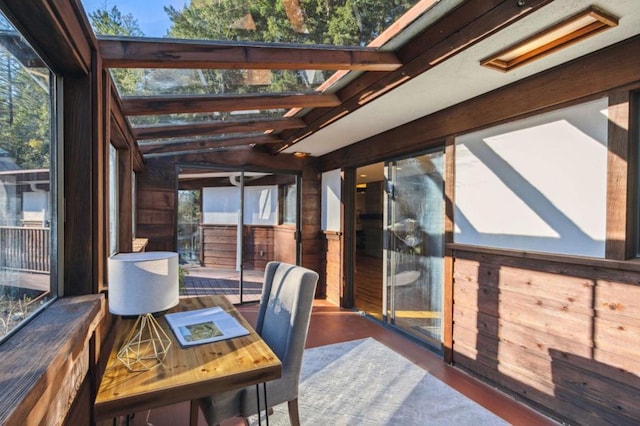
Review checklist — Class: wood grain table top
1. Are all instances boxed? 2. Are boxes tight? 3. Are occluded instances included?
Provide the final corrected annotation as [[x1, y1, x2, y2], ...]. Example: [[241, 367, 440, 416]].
[[94, 295, 281, 420]]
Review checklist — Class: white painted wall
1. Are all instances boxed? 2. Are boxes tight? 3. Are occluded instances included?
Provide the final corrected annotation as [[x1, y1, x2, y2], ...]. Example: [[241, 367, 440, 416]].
[[322, 169, 342, 232], [22, 191, 49, 224], [454, 97, 608, 257], [202, 185, 278, 225]]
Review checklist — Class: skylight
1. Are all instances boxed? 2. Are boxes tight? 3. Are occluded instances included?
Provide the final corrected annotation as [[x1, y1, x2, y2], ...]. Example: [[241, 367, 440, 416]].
[[82, 0, 425, 47]]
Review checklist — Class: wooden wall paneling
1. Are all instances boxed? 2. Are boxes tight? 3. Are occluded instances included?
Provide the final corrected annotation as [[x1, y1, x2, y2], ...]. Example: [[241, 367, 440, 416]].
[[443, 137, 455, 363], [202, 224, 278, 269], [605, 91, 632, 259], [300, 162, 322, 293], [320, 35, 640, 172], [136, 158, 177, 251], [593, 280, 640, 371], [451, 249, 640, 424], [64, 74, 96, 296], [243, 226, 274, 269], [631, 90, 640, 257], [273, 226, 296, 265], [201, 225, 238, 268]]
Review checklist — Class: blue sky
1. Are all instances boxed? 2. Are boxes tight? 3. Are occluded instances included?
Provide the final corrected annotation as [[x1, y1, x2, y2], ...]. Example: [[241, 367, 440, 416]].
[[81, 0, 187, 37]]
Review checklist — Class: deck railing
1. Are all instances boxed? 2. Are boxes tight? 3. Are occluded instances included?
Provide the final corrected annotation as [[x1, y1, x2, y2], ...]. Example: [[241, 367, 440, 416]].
[[0, 226, 50, 272]]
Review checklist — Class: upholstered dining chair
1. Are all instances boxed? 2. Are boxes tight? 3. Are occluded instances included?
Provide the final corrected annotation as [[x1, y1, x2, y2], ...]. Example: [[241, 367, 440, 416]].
[[195, 261, 319, 426]]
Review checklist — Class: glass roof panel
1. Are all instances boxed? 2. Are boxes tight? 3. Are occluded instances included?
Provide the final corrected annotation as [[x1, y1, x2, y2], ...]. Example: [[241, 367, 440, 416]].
[[82, 0, 424, 47], [138, 132, 271, 145], [112, 68, 330, 97], [128, 110, 287, 127], [83, 1, 438, 103]]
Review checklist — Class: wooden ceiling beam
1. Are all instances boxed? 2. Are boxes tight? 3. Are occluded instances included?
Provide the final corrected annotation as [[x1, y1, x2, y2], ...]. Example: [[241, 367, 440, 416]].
[[133, 117, 305, 140], [99, 38, 401, 71], [122, 93, 341, 116], [140, 134, 280, 155]]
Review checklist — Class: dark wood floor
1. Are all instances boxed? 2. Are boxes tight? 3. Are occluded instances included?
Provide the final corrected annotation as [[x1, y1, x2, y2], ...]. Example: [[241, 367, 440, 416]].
[[128, 298, 557, 426]]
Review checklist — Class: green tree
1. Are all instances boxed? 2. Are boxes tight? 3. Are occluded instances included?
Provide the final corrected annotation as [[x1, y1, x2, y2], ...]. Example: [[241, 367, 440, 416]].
[[89, 6, 144, 37], [0, 52, 51, 168], [165, 0, 415, 46], [89, 6, 144, 95], [163, 0, 415, 98]]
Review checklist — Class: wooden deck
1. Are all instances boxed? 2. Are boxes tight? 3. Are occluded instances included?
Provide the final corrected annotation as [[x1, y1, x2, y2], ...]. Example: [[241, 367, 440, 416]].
[[1, 269, 49, 292], [180, 265, 265, 304]]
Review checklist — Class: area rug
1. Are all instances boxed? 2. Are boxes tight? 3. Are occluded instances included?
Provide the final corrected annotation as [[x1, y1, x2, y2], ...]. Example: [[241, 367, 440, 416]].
[[249, 338, 508, 425]]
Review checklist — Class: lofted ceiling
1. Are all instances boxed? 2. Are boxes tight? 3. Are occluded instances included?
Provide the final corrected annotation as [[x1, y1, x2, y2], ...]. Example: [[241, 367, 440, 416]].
[[90, 0, 640, 161]]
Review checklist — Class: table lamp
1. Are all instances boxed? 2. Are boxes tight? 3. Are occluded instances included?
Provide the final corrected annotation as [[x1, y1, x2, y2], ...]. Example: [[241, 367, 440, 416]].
[[108, 251, 179, 372]]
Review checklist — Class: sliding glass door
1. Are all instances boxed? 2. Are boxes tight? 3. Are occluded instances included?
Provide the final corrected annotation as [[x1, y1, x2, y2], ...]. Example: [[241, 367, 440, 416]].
[[179, 166, 299, 303], [384, 151, 445, 347]]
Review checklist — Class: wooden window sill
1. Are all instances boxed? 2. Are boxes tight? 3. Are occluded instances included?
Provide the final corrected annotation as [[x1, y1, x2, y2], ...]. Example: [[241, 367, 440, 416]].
[[0, 294, 105, 424]]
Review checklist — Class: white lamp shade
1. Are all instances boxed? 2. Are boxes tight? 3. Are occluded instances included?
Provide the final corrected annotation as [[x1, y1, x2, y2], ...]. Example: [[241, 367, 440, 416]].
[[108, 251, 179, 316]]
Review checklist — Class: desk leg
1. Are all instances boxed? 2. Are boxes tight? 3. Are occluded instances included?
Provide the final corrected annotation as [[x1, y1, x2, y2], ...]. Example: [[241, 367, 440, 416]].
[[263, 382, 269, 426], [256, 385, 262, 426], [189, 400, 199, 426], [255, 383, 271, 426]]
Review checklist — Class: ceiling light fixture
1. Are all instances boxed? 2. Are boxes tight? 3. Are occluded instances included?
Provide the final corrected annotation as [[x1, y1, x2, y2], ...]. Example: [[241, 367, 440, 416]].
[[481, 6, 618, 72]]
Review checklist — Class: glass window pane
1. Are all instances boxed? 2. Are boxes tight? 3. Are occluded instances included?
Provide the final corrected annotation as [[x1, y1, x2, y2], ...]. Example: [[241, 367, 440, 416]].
[[0, 11, 56, 340], [82, 0, 436, 101], [128, 110, 287, 127], [109, 144, 118, 255], [112, 68, 329, 97], [138, 132, 272, 147], [281, 181, 297, 225], [82, 1, 424, 47]]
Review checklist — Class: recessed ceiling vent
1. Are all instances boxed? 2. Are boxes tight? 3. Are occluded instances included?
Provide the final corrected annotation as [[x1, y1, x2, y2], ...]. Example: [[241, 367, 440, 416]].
[[481, 6, 618, 72]]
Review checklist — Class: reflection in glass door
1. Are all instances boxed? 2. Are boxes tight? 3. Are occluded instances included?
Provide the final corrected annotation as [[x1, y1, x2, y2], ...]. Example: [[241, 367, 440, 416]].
[[180, 167, 300, 303], [384, 151, 445, 348], [241, 172, 299, 302]]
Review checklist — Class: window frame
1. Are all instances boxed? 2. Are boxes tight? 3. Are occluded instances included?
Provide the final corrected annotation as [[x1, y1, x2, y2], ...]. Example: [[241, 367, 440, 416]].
[[279, 180, 297, 226], [0, 11, 61, 342]]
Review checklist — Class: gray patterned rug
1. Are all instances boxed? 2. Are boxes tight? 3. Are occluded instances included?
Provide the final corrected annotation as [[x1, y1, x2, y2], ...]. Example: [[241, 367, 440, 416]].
[[249, 338, 508, 425]]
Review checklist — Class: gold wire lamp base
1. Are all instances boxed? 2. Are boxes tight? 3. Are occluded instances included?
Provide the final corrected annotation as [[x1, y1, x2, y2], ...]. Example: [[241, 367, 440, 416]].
[[117, 313, 172, 372]]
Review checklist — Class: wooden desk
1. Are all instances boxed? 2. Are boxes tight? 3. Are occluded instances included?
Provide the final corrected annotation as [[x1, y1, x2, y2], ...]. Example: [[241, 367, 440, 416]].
[[94, 296, 281, 421]]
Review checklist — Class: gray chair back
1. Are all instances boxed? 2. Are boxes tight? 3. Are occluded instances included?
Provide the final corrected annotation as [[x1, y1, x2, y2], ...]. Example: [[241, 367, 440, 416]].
[[242, 261, 319, 411], [198, 261, 319, 425]]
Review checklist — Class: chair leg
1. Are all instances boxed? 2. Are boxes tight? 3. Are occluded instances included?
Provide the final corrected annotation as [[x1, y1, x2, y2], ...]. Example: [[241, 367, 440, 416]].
[[287, 399, 300, 426]]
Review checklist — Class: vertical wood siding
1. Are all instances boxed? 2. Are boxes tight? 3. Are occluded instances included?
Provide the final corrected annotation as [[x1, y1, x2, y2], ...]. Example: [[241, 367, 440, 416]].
[[136, 159, 177, 251], [0, 226, 50, 272]]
